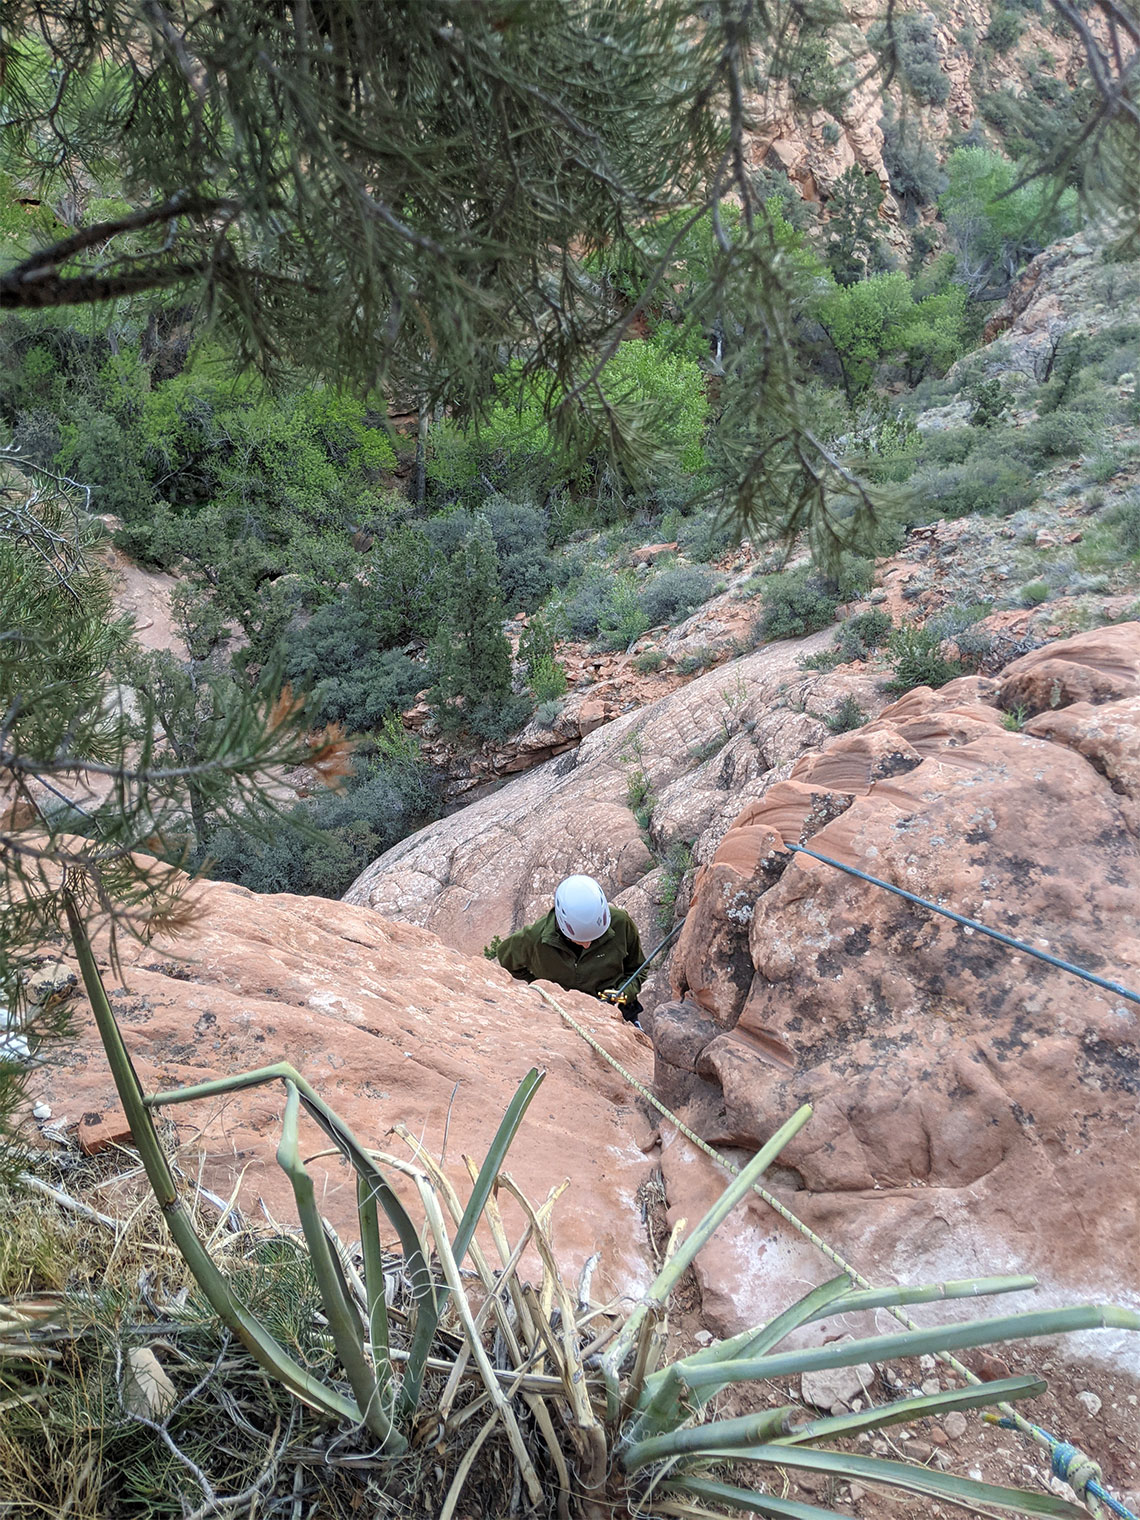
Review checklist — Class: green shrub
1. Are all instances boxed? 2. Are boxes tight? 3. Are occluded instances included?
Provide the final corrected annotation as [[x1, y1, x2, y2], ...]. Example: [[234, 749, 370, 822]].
[[426, 500, 559, 614], [910, 454, 1037, 517], [1019, 408, 1094, 464], [1018, 580, 1050, 607], [600, 575, 650, 651], [519, 609, 568, 700], [675, 645, 719, 675], [985, 9, 1022, 51], [562, 570, 616, 640], [871, 14, 950, 106], [640, 564, 715, 626], [880, 111, 944, 223], [1087, 449, 1122, 484], [835, 554, 875, 600], [837, 608, 893, 659], [634, 650, 668, 674], [758, 571, 839, 640], [206, 728, 439, 898], [656, 839, 694, 930], [534, 698, 564, 729], [800, 648, 841, 672], [466, 692, 535, 743], [1109, 494, 1140, 556], [825, 694, 868, 733], [886, 624, 965, 692], [921, 428, 976, 465], [528, 655, 568, 703], [678, 512, 738, 562], [969, 378, 1012, 428]]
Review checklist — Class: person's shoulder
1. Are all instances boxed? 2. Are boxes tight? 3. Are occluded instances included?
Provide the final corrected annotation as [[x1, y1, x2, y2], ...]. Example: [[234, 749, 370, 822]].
[[610, 906, 638, 934]]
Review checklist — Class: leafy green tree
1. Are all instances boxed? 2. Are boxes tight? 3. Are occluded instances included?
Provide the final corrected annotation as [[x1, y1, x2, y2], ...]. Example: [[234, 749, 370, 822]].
[[940, 147, 1079, 296], [430, 518, 514, 726], [824, 167, 889, 286]]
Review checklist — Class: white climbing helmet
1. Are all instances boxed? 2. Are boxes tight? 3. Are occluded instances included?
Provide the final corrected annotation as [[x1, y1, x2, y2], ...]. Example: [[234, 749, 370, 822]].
[[554, 875, 611, 942]]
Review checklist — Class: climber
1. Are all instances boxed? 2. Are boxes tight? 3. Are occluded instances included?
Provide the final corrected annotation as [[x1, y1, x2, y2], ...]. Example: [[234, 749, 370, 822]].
[[495, 874, 646, 1022]]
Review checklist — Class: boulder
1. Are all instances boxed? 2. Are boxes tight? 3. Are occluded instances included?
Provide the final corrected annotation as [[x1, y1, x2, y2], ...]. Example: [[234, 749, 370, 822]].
[[34, 882, 657, 1298], [660, 625, 1140, 1358]]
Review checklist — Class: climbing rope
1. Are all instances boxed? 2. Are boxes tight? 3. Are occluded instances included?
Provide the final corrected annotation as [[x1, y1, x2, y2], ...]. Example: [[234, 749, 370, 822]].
[[785, 842, 1140, 1009], [536, 985, 1136, 1520], [989, 1417, 1137, 1520]]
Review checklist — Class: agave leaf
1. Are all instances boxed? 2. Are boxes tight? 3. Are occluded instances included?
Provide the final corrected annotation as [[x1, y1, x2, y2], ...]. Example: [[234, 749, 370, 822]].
[[452, 1068, 544, 1271], [65, 897, 372, 1432], [625, 1406, 800, 1472], [664, 1477, 850, 1520], [775, 1375, 1045, 1445], [356, 1173, 394, 1414], [277, 1081, 400, 1449], [672, 1304, 1140, 1395], [400, 1068, 544, 1416], [147, 1059, 436, 1321], [681, 1276, 853, 1377], [607, 1103, 813, 1378], [672, 1445, 1089, 1519], [817, 1274, 1038, 1323], [665, 1274, 1039, 1388]]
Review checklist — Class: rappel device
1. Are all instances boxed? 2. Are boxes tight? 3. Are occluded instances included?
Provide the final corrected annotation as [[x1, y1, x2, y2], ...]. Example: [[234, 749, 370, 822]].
[[599, 916, 687, 1004]]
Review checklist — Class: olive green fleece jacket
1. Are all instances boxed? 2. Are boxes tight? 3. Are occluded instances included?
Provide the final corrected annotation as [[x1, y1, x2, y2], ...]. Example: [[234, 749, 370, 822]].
[[496, 907, 645, 1000]]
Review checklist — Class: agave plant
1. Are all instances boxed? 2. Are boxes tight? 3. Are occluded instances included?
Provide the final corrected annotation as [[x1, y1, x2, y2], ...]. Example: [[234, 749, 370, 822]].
[[62, 892, 1138, 1519]]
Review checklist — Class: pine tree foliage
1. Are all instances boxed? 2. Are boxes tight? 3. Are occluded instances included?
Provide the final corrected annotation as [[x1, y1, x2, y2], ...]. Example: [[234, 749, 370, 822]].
[[0, 1, 1135, 546], [0, 456, 338, 1141]]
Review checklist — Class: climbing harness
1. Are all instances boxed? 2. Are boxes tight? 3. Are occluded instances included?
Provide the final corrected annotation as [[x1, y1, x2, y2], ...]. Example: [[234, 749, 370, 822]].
[[537, 859, 1140, 1520]]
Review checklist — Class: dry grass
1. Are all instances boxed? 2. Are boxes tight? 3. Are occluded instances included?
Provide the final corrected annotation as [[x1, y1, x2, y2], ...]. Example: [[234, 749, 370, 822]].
[[0, 1143, 572, 1520]]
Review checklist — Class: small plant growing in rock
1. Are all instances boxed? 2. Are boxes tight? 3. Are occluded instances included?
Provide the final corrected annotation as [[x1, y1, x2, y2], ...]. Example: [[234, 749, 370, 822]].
[[826, 694, 869, 733], [634, 650, 668, 674], [676, 645, 719, 675], [657, 839, 695, 930], [1018, 580, 1051, 607], [886, 624, 966, 693], [1002, 704, 1030, 731], [534, 697, 564, 729]]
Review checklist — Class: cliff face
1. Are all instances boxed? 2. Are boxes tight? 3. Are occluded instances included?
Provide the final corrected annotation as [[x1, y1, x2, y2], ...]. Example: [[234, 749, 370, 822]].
[[660, 623, 1140, 1349], [35, 885, 657, 1300], [744, 0, 1093, 218]]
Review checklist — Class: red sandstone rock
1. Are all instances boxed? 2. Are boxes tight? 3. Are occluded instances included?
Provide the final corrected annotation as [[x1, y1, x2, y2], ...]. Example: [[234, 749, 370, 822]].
[[77, 1110, 134, 1156], [35, 884, 657, 1297], [662, 625, 1140, 1358]]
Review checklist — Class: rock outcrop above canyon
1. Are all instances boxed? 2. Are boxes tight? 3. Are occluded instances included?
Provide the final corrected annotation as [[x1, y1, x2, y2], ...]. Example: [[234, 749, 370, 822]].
[[33, 885, 656, 1298], [344, 631, 887, 965], [659, 623, 1140, 1347]]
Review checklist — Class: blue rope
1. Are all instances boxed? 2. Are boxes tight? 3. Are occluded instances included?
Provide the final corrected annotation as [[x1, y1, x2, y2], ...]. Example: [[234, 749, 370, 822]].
[[785, 842, 1140, 1009], [996, 1419, 1138, 1520], [781, 840, 1140, 1520]]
